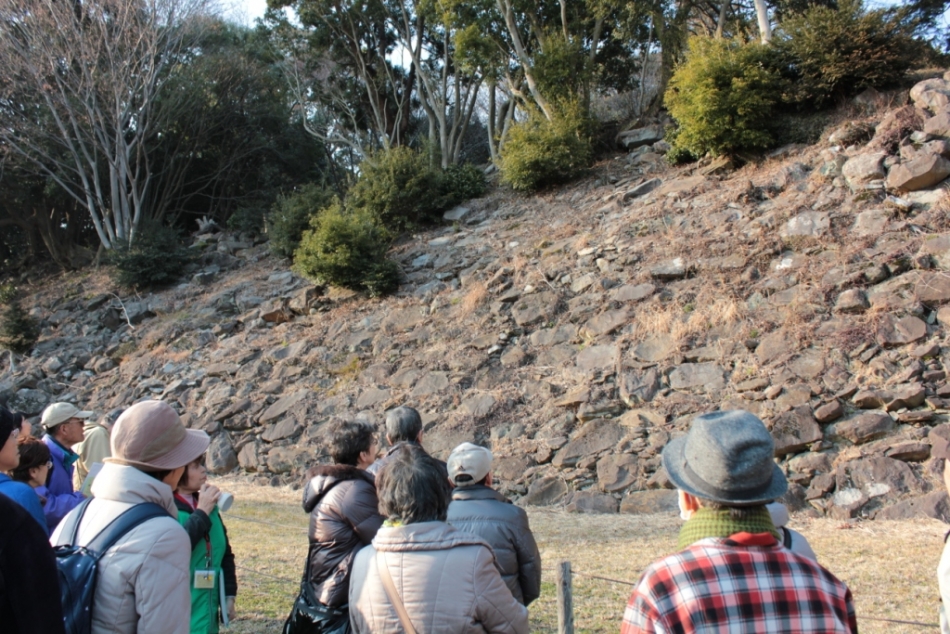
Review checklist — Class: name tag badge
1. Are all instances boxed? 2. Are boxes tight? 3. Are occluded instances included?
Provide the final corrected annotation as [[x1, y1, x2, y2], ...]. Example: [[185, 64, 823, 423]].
[[194, 570, 216, 589]]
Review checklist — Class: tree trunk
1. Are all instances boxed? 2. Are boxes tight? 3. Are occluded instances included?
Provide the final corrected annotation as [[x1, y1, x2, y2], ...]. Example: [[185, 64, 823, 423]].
[[753, 0, 771, 43]]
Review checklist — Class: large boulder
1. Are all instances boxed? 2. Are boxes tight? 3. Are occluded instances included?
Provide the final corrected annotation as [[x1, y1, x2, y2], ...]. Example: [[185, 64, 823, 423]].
[[842, 152, 886, 189], [552, 419, 626, 468], [910, 78, 950, 112], [780, 212, 829, 243], [206, 433, 238, 474], [828, 412, 895, 445], [886, 154, 950, 191], [669, 363, 725, 392], [566, 491, 619, 513], [768, 407, 822, 456], [521, 476, 569, 506], [620, 490, 678, 514], [618, 124, 664, 149]]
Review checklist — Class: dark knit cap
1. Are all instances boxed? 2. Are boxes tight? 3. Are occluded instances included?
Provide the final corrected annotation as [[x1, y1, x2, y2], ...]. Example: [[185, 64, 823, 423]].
[[0, 407, 16, 442]]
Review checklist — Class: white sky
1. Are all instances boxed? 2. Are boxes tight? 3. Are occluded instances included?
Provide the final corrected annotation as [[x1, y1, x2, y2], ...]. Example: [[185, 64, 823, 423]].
[[222, 0, 268, 25]]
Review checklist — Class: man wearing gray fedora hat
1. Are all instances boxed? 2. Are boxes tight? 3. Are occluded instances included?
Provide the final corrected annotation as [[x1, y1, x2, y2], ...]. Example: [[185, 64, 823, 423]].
[[621, 410, 857, 634]]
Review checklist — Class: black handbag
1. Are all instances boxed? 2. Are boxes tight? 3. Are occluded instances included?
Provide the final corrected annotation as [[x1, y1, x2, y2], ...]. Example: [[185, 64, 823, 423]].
[[283, 548, 351, 634]]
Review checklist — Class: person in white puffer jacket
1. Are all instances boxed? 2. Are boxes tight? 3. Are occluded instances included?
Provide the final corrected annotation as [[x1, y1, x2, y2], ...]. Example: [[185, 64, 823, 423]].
[[51, 401, 210, 634], [767, 501, 818, 561]]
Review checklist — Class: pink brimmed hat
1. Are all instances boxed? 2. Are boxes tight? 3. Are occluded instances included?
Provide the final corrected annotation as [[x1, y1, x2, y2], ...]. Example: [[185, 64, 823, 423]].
[[107, 400, 209, 472]]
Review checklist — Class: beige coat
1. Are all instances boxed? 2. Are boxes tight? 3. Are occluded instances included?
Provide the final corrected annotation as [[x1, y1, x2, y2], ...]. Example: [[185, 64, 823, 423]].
[[72, 422, 111, 491], [349, 521, 528, 634], [50, 463, 191, 634]]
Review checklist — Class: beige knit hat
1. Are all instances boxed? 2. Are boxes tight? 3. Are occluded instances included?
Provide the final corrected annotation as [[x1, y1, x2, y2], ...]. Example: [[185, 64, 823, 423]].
[[107, 400, 209, 472]]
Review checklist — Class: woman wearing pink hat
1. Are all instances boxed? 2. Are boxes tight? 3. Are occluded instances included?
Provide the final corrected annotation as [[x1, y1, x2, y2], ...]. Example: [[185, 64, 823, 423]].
[[50, 400, 210, 634]]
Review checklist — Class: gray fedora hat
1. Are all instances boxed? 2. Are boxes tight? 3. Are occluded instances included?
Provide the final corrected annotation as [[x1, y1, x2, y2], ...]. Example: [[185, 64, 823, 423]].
[[662, 410, 787, 506]]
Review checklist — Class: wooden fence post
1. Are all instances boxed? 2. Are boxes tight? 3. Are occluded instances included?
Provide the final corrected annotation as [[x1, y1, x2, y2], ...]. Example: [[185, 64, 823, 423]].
[[557, 560, 574, 634]]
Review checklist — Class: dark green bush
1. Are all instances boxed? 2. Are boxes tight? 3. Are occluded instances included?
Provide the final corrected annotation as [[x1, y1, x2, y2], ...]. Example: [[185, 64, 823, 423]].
[[347, 147, 442, 231], [0, 286, 39, 355], [665, 37, 784, 158], [267, 184, 334, 258], [227, 204, 268, 237], [499, 104, 593, 191], [438, 163, 487, 207], [776, 0, 925, 108], [109, 221, 193, 289], [293, 200, 399, 297]]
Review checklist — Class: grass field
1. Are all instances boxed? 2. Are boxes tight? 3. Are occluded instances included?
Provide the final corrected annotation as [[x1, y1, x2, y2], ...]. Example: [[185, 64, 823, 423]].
[[216, 476, 946, 633]]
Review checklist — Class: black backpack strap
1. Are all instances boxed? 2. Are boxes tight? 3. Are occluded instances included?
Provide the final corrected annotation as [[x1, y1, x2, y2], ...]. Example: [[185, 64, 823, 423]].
[[84, 503, 171, 559], [782, 527, 793, 549]]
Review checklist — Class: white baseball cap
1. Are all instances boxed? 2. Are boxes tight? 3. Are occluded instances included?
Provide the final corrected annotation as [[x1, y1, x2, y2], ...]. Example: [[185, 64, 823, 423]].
[[447, 442, 493, 486], [41, 402, 94, 428]]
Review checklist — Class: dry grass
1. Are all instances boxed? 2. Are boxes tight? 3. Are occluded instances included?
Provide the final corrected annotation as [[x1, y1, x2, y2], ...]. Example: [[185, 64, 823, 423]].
[[632, 293, 748, 350], [460, 281, 488, 317], [215, 477, 943, 633]]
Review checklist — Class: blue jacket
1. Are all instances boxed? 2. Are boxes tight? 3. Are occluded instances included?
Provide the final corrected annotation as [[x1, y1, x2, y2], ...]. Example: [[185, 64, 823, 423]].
[[0, 474, 48, 534], [41, 435, 85, 530]]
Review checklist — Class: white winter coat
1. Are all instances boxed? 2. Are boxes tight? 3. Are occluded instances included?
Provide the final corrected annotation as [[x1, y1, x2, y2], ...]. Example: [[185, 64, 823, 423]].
[[767, 502, 818, 561], [938, 533, 950, 633], [50, 462, 191, 634]]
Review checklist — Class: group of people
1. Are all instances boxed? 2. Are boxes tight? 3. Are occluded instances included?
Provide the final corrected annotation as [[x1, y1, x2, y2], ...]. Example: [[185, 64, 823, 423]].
[[3, 393, 949, 633], [295, 406, 540, 633], [0, 400, 235, 634]]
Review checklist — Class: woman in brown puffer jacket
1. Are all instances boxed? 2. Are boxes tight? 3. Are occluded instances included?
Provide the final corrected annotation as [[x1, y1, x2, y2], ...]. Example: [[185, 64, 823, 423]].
[[302, 420, 384, 620]]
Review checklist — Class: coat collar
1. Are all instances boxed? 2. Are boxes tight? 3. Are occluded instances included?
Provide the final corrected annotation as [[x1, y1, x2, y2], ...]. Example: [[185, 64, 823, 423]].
[[450, 484, 508, 503]]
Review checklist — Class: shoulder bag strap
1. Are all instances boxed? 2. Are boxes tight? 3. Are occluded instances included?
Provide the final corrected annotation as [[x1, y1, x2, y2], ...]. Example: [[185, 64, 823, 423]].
[[376, 551, 417, 634], [782, 527, 793, 549], [58, 497, 93, 547]]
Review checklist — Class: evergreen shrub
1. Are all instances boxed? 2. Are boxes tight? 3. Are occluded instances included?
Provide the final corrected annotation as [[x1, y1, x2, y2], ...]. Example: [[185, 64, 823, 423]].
[[268, 184, 333, 258], [0, 286, 39, 355], [109, 221, 193, 289], [347, 147, 442, 231], [293, 200, 399, 297], [665, 37, 783, 159], [777, 0, 925, 108], [438, 163, 487, 207], [499, 104, 593, 191]]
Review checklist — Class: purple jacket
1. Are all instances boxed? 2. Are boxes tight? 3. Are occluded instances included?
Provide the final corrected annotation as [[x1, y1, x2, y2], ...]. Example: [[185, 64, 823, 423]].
[[41, 435, 85, 530]]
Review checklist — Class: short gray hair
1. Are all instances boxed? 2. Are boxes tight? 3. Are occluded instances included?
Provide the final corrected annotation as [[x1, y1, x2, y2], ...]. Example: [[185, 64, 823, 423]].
[[377, 444, 450, 524], [385, 406, 422, 443]]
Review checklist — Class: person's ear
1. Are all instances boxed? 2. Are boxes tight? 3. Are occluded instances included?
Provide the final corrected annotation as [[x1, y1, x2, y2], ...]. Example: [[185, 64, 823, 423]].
[[680, 490, 701, 513], [386, 434, 393, 445], [485, 472, 493, 487], [416, 429, 424, 444], [163, 466, 186, 489]]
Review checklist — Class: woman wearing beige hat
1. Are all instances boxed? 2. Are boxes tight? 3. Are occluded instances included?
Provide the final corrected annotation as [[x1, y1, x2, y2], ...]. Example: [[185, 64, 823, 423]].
[[50, 400, 210, 634]]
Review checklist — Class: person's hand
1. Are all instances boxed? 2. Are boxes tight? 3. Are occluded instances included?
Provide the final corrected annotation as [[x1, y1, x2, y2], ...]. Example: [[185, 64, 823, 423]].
[[196, 483, 221, 515], [226, 596, 236, 622]]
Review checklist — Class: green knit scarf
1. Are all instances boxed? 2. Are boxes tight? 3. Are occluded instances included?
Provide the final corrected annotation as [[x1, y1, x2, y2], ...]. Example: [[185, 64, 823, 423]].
[[677, 506, 781, 550]]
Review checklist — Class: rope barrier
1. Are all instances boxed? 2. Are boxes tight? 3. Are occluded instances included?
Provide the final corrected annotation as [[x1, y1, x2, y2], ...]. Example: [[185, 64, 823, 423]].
[[541, 568, 939, 628], [859, 615, 939, 629], [227, 513, 309, 534], [227, 519, 940, 629], [235, 564, 298, 586]]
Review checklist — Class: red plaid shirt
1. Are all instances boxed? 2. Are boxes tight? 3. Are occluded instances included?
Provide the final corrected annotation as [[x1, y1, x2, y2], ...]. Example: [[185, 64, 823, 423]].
[[621, 532, 857, 634]]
